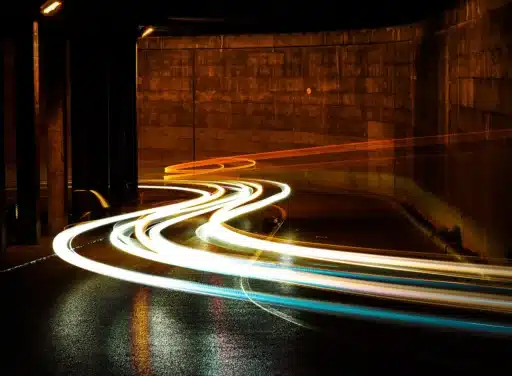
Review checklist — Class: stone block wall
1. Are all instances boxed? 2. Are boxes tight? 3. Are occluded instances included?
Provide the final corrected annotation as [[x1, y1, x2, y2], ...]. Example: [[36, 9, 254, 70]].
[[136, 0, 512, 258], [445, 0, 512, 134], [413, 0, 512, 258], [137, 26, 420, 173]]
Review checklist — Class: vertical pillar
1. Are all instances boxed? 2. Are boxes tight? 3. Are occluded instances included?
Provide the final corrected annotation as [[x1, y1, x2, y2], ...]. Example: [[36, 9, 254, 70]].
[[39, 21, 67, 235], [0, 37, 7, 255], [69, 29, 109, 214], [14, 21, 40, 244], [413, 24, 445, 197], [191, 49, 196, 162], [3, 37, 17, 246], [108, 31, 138, 206], [69, 26, 138, 213]]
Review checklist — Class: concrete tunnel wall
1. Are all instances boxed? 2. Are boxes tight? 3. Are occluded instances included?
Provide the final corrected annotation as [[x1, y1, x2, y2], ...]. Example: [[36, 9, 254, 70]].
[[412, 0, 512, 259], [136, 0, 512, 258], [136, 25, 418, 171]]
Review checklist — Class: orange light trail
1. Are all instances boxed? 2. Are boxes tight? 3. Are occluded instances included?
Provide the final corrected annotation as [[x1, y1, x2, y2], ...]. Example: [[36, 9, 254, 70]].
[[163, 129, 512, 180]]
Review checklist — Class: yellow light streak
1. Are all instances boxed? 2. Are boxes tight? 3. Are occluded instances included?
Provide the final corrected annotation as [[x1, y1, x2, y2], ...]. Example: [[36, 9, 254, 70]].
[[89, 190, 109, 209]]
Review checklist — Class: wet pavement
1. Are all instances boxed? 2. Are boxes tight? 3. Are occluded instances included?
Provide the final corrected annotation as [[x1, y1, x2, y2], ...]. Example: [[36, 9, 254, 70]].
[[1, 189, 511, 375]]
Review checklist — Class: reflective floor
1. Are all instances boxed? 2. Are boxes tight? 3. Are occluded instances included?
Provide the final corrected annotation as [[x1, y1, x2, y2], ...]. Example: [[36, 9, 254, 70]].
[[2, 190, 510, 375]]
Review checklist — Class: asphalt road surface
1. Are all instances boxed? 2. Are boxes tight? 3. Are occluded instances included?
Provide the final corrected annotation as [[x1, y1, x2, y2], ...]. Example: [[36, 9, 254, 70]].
[[1, 189, 510, 375]]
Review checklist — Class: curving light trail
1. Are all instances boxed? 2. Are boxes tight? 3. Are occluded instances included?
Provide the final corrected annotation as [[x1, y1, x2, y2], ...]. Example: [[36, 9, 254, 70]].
[[164, 158, 256, 180], [52, 181, 512, 334], [196, 180, 512, 282], [112, 182, 512, 313]]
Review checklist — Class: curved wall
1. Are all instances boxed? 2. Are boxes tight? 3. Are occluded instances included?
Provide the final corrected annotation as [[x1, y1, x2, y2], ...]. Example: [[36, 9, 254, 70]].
[[412, 0, 512, 258], [136, 0, 512, 258], [136, 25, 420, 173]]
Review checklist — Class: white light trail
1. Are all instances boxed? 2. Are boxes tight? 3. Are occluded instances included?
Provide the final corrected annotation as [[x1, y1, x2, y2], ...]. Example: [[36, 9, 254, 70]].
[[197, 180, 512, 281], [52, 181, 512, 334], [108, 181, 512, 313]]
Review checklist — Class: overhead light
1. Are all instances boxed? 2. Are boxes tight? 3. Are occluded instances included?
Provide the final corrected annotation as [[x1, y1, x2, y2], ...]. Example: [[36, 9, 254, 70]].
[[140, 27, 155, 39], [41, 0, 62, 15]]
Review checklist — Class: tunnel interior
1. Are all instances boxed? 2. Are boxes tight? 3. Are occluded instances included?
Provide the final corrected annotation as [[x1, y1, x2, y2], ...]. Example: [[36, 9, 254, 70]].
[[2, 0, 512, 260]]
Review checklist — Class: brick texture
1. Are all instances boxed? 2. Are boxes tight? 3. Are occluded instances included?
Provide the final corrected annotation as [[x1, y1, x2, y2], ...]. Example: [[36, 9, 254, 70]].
[[137, 26, 418, 170]]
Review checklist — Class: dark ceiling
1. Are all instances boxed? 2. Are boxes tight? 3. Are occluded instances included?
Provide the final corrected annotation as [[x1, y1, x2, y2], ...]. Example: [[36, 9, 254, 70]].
[[8, 0, 458, 34]]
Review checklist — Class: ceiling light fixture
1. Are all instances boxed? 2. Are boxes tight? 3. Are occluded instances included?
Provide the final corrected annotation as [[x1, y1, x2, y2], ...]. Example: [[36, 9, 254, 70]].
[[41, 0, 62, 15], [140, 26, 155, 39]]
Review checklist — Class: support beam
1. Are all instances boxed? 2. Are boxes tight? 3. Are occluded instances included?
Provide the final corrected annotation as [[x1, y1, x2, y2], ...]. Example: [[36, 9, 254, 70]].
[[39, 21, 67, 235], [413, 26, 446, 197], [14, 21, 40, 244], [69, 26, 138, 213], [69, 29, 110, 216], [0, 37, 7, 255], [108, 32, 138, 206]]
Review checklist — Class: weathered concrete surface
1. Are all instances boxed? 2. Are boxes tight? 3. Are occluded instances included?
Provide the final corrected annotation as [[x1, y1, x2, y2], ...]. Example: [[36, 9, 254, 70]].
[[137, 26, 419, 173], [413, 0, 512, 258], [137, 0, 512, 258]]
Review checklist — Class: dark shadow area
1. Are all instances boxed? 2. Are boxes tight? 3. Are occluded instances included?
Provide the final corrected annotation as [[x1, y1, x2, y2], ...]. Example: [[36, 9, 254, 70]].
[[412, 1, 512, 258], [413, 14, 445, 195], [40, 0, 460, 34], [0, 38, 5, 256]]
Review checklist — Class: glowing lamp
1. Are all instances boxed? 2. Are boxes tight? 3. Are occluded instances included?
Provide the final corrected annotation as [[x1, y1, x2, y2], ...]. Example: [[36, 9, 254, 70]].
[[41, 0, 62, 15], [140, 27, 155, 39]]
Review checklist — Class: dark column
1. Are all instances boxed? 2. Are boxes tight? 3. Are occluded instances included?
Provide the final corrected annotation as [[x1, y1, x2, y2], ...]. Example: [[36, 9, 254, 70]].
[[413, 19, 446, 197], [39, 21, 67, 235], [69, 29, 110, 212], [69, 26, 138, 213], [0, 37, 7, 255], [108, 32, 138, 206], [15, 21, 40, 244]]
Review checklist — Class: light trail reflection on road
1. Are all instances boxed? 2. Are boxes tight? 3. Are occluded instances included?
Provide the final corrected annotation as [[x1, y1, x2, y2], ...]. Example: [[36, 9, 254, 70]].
[[50, 276, 135, 375], [131, 288, 152, 376]]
